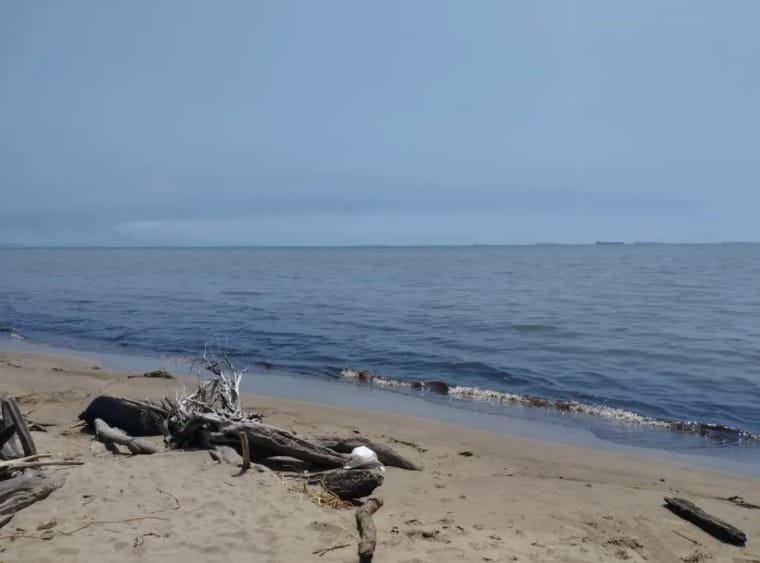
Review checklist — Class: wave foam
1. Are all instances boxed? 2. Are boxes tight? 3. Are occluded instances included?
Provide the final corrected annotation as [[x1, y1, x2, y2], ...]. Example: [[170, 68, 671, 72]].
[[340, 369, 759, 442]]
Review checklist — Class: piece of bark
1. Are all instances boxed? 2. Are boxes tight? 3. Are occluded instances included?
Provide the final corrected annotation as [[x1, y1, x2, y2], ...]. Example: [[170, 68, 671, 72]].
[[664, 496, 747, 546], [0, 470, 65, 528], [315, 436, 421, 470], [356, 497, 383, 562], [94, 418, 159, 455], [200, 416, 347, 468], [322, 469, 383, 500], [2, 397, 36, 457]]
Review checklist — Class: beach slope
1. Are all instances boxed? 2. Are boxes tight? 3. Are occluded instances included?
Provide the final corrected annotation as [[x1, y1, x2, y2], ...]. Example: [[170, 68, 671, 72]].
[[1, 349, 758, 562]]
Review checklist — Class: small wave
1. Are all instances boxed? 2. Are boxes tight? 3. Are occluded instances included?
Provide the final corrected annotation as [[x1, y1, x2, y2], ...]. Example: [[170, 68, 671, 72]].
[[0, 327, 25, 341], [340, 369, 759, 443]]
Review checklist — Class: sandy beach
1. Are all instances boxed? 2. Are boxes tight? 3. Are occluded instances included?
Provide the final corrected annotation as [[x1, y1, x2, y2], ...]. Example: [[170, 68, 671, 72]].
[[1, 348, 758, 563]]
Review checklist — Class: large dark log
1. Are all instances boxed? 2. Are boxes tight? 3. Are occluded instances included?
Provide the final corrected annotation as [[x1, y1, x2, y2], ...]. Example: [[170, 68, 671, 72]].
[[0, 470, 65, 528], [315, 436, 421, 470], [356, 497, 383, 562], [2, 397, 36, 458], [94, 418, 159, 455], [202, 417, 347, 468], [664, 497, 747, 546], [79, 396, 162, 437], [322, 469, 383, 500]]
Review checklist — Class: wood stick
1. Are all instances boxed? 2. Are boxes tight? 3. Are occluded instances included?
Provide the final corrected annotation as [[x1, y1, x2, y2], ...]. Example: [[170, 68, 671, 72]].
[[240, 431, 251, 470], [312, 543, 350, 556], [356, 497, 383, 562], [94, 418, 159, 455], [664, 497, 746, 546]]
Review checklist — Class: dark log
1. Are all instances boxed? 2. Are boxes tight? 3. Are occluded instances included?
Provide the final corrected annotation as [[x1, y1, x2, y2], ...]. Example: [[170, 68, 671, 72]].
[[202, 417, 347, 468], [322, 469, 383, 500], [356, 497, 383, 562], [315, 436, 421, 470], [0, 470, 65, 528], [1, 397, 36, 457], [79, 396, 162, 436], [94, 418, 159, 455], [0, 424, 17, 453], [664, 496, 747, 546]]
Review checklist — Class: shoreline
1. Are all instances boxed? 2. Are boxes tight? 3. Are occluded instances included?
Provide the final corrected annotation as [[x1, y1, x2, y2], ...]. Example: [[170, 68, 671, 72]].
[[2, 338, 760, 480], [1, 347, 759, 562]]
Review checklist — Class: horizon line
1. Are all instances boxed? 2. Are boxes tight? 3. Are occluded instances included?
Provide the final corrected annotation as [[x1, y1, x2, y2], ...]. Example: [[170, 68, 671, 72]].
[[1, 241, 759, 250]]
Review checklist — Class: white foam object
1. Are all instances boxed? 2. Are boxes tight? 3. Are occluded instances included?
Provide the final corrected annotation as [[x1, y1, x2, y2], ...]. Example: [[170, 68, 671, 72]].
[[344, 445, 385, 471]]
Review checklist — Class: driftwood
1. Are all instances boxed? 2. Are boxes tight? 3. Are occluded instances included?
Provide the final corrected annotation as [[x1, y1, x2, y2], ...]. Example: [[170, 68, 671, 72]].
[[322, 469, 384, 500], [315, 436, 420, 470], [0, 454, 83, 472], [356, 497, 383, 562], [240, 432, 251, 470], [202, 416, 347, 468], [94, 419, 159, 455], [127, 368, 174, 379], [1, 397, 36, 457], [0, 470, 65, 528], [664, 497, 747, 546]]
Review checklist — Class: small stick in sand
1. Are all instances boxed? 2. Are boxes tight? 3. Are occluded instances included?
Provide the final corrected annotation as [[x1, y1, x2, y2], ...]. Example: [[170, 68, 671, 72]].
[[240, 432, 251, 471], [312, 543, 350, 556]]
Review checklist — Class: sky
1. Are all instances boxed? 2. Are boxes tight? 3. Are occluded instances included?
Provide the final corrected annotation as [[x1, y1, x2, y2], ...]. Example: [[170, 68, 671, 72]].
[[1, 1, 759, 246]]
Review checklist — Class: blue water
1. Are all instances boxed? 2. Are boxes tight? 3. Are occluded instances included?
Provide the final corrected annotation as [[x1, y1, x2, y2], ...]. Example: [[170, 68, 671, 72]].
[[1, 245, 759, 463]]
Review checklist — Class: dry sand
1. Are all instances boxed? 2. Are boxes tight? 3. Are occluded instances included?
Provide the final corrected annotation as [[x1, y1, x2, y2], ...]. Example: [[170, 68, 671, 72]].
[[1, 348, 758, 563]]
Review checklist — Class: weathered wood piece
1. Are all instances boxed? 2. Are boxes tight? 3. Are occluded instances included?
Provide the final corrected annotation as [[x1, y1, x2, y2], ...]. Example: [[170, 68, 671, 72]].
[[127, 368, 174, 379], [0, 454, 83, 472], [315, 436, 421, 470], [0, 470, 65, 528], [356, 497, 383, 562], [1, 397, 36, 457], [664, 496, 747, 546], [94, 418, 160, 455], [322, 469, 383, 500]]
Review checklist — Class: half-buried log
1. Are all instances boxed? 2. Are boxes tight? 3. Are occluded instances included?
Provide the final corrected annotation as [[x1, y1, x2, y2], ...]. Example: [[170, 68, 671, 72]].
[[315, 436, 421, 470], [322, 469, 383, 500], [356, 497, 383, 562], [94, 418, 159, 455], [79, 396, 162, 437], [664, 496, 747, 546], [0, 470, 65, 528]]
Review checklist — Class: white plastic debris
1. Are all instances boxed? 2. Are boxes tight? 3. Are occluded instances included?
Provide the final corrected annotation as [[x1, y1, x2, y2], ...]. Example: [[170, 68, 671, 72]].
[[344, 445, 385, 471]]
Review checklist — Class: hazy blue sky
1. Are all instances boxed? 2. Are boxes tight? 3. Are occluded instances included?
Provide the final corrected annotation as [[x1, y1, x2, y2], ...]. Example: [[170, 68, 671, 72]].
[[1, 1, 759, 245]]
